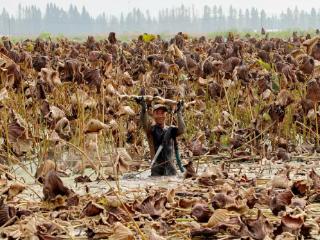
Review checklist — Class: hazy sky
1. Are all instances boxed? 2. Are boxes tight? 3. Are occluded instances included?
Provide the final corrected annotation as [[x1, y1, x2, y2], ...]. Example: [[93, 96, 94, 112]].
[[1, 0, 319, 17]]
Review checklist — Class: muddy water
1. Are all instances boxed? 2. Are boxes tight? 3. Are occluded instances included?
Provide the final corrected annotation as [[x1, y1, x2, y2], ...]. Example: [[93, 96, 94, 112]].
[[10, 157, 318, 200], [12, 162, 186, 200]]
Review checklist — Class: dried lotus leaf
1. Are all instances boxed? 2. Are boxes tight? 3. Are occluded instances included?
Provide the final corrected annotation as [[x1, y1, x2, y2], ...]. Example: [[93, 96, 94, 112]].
[[81, 201, 104, 217], [2, 183, 26, 200], [116, 105, 136, 116], [207, 209, 229, 228], [84, 119, 109, 133], [109, 222, 134, 240]]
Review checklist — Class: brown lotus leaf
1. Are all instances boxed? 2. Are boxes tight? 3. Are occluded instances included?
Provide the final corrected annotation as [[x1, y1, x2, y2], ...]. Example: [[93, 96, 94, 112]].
[[106, 206, 129, 224], [121, 71, 135, 86], [307, 191, 320, 203], [74, 175, 91, 183], [108, 32, 117, 44], [178, 198, 197, 209], [211, 192, 234, 209], [198, 77, 210, 86], [1, 183, 26, 200], [84, 119, 109, 133], [271, 173, 291, 189], [108, 119, 118, 129], [309, 169, 320, 189], [66, 194, 79, 207], [300, 98, 314, 115], [274, 232, 296, 240], [33, 54, 48, 72], [208, 163, 228, 179], [85, 226, 111, 239], [109, 222, 134, 240], [43, 170, 72, 201], [291, 180, 309, 196], [304, 37, 320, 58], [268, 104, 285, 123], [88, 50, 101, 63], [45, 105, 65, 122], [212, 125, 227, 137], [190, 228, 220, 239], [0, 87, 9, 103], [239, 210, 273, 240], [168, 44, 184, 59], [314, 60, 320, 77], [47, 130, 61, 142], [148, 229, 166, 240], [16, 209, 32, 219], [116, 105, 136, 116], [113, 152, 130, 175], [246, 192, 258, 209], [306, 79, 320, 103], [262, 89, 272, 100], [81, 201, 104, 217], [166, 189, 175, 204], [12, 137, 33, 156], [226, 198, 249, 214], [208, 81, 225, 99], [135, 195, 167, 218], [303, 36, 320, 49], [198, 171, 217, 186], [36, 223, 64, 240], [270, 190, 294, 215], [291, 198, 307, 209], [7, 122, 26, 143], [189, 139, 204, 156], [54, 117, 71, 139], [97, 195, 122, 209], [183, 161, 197, 179], [106, 83, 118, 95], [276, 148, 290, 161], [276, 89, 293, 107], [40, 68, 61, 86], [0, 178, 7, 188], [207, 209, 229, 228], [35, 160, 56, 183], [191, 203, 213, 223], [311, 42, 320, 60], [281, 213, 304, 231], [299, 55, 315, 75], [82, 67, 102, 92], [60, 59, 82, 83], [70, 89, 97, 109], [0, 198, 16, 227]]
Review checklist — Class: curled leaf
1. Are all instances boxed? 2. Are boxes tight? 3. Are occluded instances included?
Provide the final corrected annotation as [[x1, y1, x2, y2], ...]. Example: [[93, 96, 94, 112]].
[[207, 209, 229, 228], [109, 222, 134, 240]]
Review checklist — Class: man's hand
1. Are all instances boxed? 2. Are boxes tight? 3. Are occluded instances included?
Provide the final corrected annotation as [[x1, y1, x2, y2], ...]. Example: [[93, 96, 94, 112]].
[[135, 96, 147, 109], [176, 100, 184, 113]]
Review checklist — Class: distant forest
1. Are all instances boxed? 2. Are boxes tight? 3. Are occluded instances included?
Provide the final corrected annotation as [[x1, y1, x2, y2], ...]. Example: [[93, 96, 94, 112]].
[[0, 4, 320, 36]]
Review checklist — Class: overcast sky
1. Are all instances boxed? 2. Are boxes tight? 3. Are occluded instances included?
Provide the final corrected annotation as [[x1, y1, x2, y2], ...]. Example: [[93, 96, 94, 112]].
[[1, 0, 319, 17]]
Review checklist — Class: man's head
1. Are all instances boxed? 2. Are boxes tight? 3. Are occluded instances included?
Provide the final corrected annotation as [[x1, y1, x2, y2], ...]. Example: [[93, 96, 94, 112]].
[[153, 104, 168, 127]]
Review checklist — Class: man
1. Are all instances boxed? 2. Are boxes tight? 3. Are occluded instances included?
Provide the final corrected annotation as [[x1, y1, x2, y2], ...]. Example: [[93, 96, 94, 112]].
[[137, 97, 185, 176]]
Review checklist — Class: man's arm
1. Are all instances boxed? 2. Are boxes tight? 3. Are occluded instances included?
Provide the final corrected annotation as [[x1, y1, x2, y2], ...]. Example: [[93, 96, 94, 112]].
[[138, 97, 151, 133], [176, 101, 186, 136]]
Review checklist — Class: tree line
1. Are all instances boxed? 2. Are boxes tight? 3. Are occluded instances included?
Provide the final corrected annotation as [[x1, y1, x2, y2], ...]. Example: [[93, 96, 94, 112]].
[[0, 4, 320, 36]]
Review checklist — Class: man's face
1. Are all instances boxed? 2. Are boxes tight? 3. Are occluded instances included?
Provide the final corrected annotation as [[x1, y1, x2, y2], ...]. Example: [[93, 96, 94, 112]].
[[153, 109, 167, 126]]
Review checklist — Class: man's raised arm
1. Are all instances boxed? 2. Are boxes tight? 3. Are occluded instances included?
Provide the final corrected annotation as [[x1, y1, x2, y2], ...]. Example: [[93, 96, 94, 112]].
[[176, 100, 186, 136]]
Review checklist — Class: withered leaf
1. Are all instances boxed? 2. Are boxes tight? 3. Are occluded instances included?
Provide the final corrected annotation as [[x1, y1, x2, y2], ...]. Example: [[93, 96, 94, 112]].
[[81, 201, 104, 217], [43, 171, 72, 201]]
